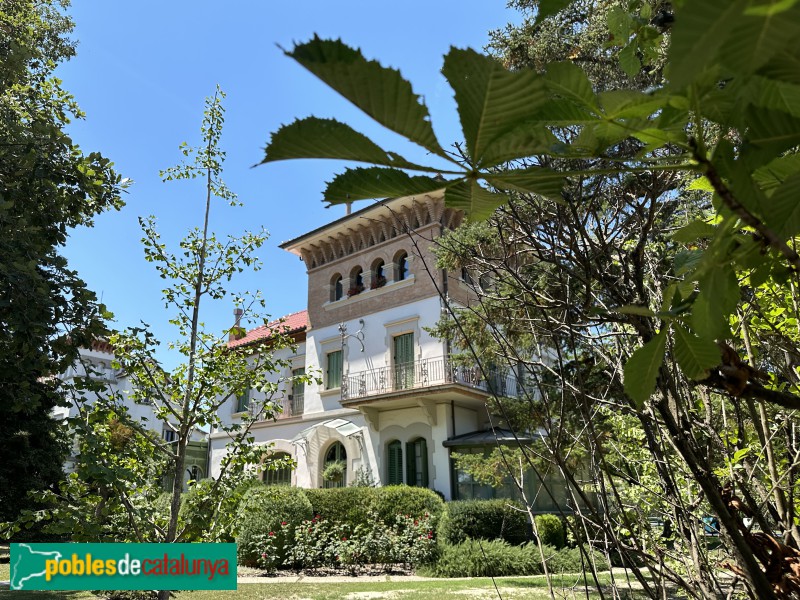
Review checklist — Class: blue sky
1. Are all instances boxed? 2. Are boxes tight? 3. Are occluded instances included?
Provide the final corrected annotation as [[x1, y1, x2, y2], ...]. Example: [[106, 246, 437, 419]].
[[60, 1, 522, 364]]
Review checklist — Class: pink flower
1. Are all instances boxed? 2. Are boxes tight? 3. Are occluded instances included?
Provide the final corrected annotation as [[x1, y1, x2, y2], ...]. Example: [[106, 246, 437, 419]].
[[281, 521, 287, 525], [261, 553, 267, 558], [269, 531, 274, 537], [342, 536, 347, 541]]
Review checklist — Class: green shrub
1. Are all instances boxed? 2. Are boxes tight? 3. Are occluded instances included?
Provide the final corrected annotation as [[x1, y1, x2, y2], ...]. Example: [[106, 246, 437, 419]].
[[545, 545, 604, 573], [438, 499, 531, 545], [534, 514, 565, 549], [419, 539, 542, 577], [235, 485, 313, 566], [179, 478, 261, 542], [304, 487, 378, 530], [373, 485, 445, 529], [420, 541, 603, 577]]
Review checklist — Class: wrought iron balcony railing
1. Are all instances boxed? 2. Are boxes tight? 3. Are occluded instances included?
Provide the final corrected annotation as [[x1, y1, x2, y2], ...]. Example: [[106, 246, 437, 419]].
[[341, 355, 524, 401]]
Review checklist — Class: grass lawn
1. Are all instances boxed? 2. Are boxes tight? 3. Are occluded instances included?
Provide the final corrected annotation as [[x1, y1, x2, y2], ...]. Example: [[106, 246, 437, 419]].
[[0, 572, 639, 600]]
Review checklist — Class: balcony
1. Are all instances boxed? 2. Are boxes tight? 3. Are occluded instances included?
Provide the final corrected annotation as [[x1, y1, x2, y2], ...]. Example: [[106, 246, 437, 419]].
[[249, 393, 304, 421], [341, 356, 524, 402]]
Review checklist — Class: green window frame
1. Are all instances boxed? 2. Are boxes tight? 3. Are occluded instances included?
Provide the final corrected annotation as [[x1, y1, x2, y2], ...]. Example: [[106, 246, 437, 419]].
[[406, 438, 429, 488], [326, 350, 342, 389], [387, 440, 403, 485]]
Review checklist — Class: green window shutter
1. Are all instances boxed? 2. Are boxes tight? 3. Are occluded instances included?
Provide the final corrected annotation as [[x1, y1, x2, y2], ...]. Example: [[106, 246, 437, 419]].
[[405, 438, 429, 488], [393, 333, 414, 389], [388, 441, 402, 485], [326, 351, 342, 389], [419, 438, 429, 487], [406, 441, 415, 486]]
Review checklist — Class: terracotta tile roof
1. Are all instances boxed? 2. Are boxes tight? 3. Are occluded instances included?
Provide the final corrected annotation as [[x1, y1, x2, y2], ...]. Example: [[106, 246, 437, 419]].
[[228, 309, 308, 349]]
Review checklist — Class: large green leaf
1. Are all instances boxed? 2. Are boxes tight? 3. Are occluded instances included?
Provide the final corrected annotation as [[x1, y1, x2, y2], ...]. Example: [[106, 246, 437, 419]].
[[674, 324, 721, 380], [443, 180, 510, 221], [671, 220, 718, 243], [544, 61, 598, 111], [322, 167, 446, 205], [758, 50, 800, 85], [719, 4, 800, 76], [752, 153, 800, 191], [287, 37, 449, 159], [441, 48, 550, 165], [749, 76, 800, 119], [485, 167, 566, 202], [762, 171, 800, 238], [744, 107, 800, 155], [668, 0, 748, 89], [692, 266, 740, 340], [261, 117, 434, 171], [624, 329, 667, 408], [478, 125, 560, 169]]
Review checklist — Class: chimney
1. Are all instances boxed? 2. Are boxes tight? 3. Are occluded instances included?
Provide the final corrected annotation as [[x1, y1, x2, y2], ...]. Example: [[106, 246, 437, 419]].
[[230, 307, 244, 342], [345, 201, 352, 216]]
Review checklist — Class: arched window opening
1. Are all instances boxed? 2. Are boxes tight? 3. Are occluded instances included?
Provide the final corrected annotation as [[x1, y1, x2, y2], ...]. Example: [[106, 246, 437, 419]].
[[371, 259, 386, 289], [348, 267, 364, 297], [406, 438, 429, 488], [263, 452, 293, 486], [322, 442, 347, 488], [387, 440, 403, 485], [331, 274, 343, 302], [395, 252, 409, 282]]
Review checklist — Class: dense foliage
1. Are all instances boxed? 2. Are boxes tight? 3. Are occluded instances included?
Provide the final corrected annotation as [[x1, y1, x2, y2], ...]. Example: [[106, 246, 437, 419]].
[[438, 499, 531, 546], [0, 0, 125, 523], [236, 485, 314, 566], [259, 1, 800, 597]]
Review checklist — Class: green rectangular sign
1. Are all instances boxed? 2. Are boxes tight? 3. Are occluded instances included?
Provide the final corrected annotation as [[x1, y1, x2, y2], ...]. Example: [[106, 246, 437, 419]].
[[9, 543, 237, 591]]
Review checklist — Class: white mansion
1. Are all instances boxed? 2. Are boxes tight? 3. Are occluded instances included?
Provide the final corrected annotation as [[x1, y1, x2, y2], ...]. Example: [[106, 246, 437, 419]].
[[208, 191, 566, 508]]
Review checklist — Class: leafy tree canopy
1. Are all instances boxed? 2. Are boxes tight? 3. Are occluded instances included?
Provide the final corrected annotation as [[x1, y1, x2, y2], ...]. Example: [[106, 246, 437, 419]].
[[0, 0, 125, 523]]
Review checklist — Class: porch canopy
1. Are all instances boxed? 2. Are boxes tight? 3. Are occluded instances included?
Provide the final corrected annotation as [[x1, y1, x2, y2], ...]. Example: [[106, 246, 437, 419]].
[[291, 418, 363, 458], [442, 427, 541, 447]]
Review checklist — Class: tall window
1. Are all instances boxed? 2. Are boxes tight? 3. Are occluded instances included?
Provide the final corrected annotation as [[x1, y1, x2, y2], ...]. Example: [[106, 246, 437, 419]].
[[393, 333, 414, 390], [323, 442, 347, 488], [326, 350, 342, 389], [236, 387, 250, 413], [331, 274, 343, 301], [371, 259, 386, 289], [406, 438, 429, 487], [291, 367, 305, 415], [396, 251, 408, 281], [263, 452, 293, 486], [348, 267, 364, 296], [387, 440, 403, 485]]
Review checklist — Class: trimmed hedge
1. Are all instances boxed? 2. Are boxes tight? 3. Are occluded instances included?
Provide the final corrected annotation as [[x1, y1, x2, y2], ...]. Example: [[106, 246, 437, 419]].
[[534, 514, 566, 549], [373, 486, 445, 529], [304, 487, 377, 529], [419, 540, 541, 577], [438, 499, 531, 546], [235, 485, 313, 566], [303, 486, 445, 531]]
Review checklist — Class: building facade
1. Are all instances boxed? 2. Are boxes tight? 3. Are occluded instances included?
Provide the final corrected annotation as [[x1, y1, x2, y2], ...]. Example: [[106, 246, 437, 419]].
[[209, 191, 558, 505]]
